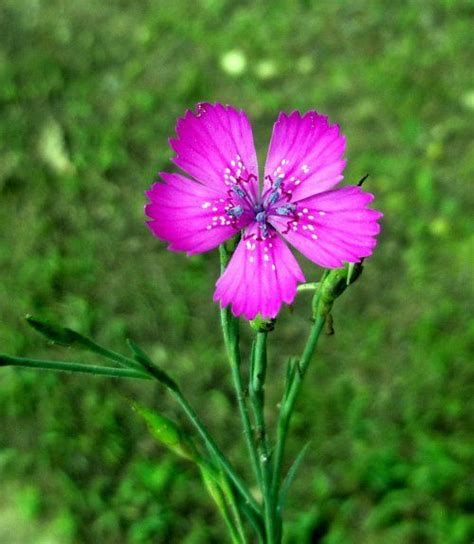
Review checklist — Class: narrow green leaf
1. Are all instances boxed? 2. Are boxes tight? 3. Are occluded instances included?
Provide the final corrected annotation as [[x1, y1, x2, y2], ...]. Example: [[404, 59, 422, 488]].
[[0, 353, 150, 380], [283, 357, 298, 401], [25, 315, 82, 346], [199, 465, 243, 544], [126, 339, 178, 391], [26, 315, 144, 372], [279, 441, 311, 511]]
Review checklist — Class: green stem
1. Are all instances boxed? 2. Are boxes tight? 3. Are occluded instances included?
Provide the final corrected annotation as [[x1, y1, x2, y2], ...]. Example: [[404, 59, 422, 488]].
[[271, 313, 326, 511], [222, 306, 263, 488], [219, 245, 262, 489], [0, 354, 151, 380], [166, 386, 261, 521], [250, 331, 277, 543], [218, 473, 249, 544], [77, 337, 145, 372], [199, 466, 243, 544], [296, 282, 319, 293]]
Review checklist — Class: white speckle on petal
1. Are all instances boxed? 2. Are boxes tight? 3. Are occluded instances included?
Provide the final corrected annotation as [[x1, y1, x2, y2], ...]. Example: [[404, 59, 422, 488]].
[[319, 211, 326, 216], [311, 234, 318, 240], [202, 202, 211, 209], [264, 254, 269, 262]]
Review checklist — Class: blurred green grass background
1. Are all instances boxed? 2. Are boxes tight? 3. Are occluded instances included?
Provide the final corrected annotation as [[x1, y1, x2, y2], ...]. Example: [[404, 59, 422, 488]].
[[1, 1, 473, 542]]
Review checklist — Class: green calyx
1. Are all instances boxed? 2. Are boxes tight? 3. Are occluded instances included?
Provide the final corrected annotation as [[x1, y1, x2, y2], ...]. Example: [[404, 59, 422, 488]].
[[249, 315, 276, 332]]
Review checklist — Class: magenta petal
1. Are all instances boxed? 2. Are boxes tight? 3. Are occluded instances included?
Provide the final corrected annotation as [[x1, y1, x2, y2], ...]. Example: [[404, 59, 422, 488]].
[[270, 185, 383, 268], [213, 234, 305, 320], [264, 111, 346, 201], [170, 103, 259, 197], [145, 173, 238, 255]]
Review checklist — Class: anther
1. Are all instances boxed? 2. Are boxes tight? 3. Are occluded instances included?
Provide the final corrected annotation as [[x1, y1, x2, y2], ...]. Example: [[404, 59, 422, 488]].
[[256, 211, 267, 223], [275, 203, 297, 216], [267, 191, 280, 205], [273, 177, 283, 190], [227, 205, 244, 218], [232, 185, 246, 198]]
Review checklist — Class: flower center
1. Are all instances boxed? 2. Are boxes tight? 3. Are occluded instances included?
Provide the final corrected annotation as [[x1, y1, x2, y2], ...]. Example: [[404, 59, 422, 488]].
[[225, 175, 299, 239]]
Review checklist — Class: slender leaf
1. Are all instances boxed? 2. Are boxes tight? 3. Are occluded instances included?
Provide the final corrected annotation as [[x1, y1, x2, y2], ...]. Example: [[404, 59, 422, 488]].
[[279, 442, 311, 511]]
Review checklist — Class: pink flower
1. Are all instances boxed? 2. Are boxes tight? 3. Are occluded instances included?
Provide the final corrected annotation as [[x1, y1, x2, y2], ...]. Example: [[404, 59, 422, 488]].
[[145, 103, 382, 320]]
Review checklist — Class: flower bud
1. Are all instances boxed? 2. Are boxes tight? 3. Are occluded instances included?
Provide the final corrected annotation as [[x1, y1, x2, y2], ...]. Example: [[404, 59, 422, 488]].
[[132, 402, 200, 462]]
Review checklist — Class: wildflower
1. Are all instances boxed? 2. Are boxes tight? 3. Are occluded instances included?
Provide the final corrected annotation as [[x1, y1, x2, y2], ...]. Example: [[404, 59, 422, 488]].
[[145, 103, 382, 320]]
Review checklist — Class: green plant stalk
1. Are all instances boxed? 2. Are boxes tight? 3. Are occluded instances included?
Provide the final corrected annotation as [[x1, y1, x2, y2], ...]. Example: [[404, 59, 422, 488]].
[[250, 330, 277, 543], [271, 314, 326, 506], [219, 245, 263, 489], [174, 386, 264, 541], [0, 354, 151, 380], [217, 471, 250, 544], [271, 273, 329, 516], [134, 351, 262, 526], [296, 282, 319, 293], [171, 388, 261, 516], [199, 465, 244, 544]]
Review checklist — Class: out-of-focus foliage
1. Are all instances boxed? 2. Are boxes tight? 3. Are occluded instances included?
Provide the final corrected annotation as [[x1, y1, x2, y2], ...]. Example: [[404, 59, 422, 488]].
[[0, 1, 473, 542]]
